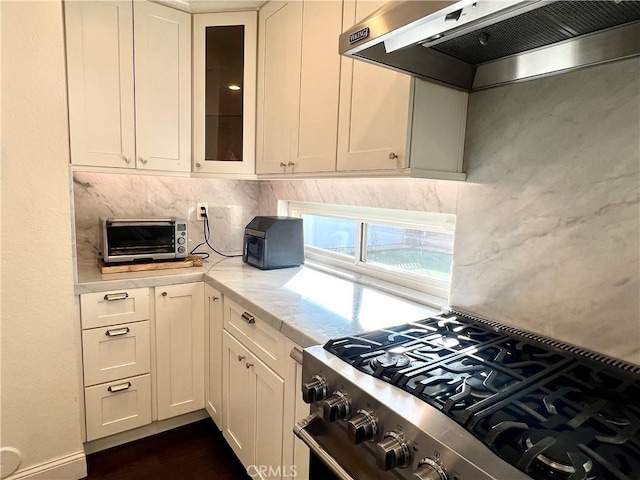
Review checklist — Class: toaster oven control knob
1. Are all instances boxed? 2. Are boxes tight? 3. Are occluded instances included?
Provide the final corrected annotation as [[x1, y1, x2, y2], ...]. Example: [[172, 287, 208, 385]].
[[301, 375, 328, 404], [319, 391, 351, 422], [347, 409, 378, 444], [178, 246, 186, 253], [177, 237, 185, 245], [412, 458, 448, 480], [375, 432, 410, 471]]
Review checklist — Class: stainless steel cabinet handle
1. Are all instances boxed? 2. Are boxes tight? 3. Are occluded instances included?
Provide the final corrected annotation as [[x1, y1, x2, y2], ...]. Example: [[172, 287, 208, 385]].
[[294, 414, 356, 480], [241, 312, 255, 324], [139, 157, 148, 165], [104, 292, 129, 301], [212, 296, 219, 302], [105, 327, 130, 337], [388, 152, 398, 160], [238, 355, 246, 362], [107, 382, 132, 393], [122, 155, 131, 164], [280, 162, 287, 168], [287, 161, 295, 167], [245, 362, 254, 369]]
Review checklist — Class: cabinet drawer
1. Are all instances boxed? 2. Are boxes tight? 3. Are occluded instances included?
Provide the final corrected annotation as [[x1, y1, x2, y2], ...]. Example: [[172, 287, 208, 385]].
[[80, 288, 149, 329], [82, 321, 151, 386], [223, 298, 286, 374], [85, 373, 151, 441]]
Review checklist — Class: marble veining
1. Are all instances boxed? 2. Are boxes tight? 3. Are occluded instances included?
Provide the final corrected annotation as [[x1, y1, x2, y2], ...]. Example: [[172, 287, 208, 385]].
[[451, 58, 640, 365], [258, 177, 459, 216], [73, 172, 261, 262]]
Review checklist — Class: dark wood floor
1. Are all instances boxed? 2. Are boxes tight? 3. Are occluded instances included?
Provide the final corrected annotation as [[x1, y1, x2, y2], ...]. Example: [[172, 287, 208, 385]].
[[83, 419, 251, 480]]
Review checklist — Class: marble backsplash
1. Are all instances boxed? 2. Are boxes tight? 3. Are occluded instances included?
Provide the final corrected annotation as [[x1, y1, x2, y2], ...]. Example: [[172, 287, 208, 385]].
[[71, 59, 639, 365], [73, 172, 261, 262], [259, 58, 640, 365]]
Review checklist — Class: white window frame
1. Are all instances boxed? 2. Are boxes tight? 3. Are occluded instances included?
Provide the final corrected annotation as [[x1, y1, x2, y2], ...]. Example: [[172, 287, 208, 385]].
[[279, 201, 456, 308]]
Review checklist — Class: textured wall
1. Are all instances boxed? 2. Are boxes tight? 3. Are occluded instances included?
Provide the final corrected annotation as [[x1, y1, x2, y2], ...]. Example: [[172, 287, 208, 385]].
[[259, 59, 640, 366], [73, 173, 261, 262], [1, 2, 85, 477]]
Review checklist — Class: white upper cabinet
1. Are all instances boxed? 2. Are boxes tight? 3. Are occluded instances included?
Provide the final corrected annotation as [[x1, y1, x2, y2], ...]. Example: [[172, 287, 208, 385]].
[[255, 0, 468, 180], [66, 0, 136, 169], [337, 0, 412, 171], [256, 1, 342, 175], [134, 1, 192, 172], [65, 0, 191, 172], [193, 12, 257, 175]]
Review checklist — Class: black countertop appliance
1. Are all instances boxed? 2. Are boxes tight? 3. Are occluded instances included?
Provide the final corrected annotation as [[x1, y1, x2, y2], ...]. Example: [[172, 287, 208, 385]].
[[242, 216, 304, 270]]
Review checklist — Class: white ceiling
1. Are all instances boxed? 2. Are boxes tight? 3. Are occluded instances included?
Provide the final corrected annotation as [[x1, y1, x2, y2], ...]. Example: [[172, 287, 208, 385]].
[[152, 0, 265, 13]]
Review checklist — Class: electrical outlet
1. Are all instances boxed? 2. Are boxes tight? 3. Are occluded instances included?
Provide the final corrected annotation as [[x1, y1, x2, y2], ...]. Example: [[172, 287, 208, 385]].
[[196, 203, 208, 221]]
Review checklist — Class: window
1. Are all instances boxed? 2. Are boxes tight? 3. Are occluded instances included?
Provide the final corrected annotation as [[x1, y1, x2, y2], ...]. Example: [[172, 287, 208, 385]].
[[282, 201, 456, 306]]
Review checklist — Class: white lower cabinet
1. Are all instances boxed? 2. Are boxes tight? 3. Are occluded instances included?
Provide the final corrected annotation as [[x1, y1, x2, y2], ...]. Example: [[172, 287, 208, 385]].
[[155, 282, 205, 420], [80, 287, 153, 442], [223, 331, 285, 479], [85, 374, 152, 442], [80, 282, 205, 443]]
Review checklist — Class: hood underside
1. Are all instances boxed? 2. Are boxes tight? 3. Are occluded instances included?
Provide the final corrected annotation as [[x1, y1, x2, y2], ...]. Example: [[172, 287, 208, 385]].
[[340, 0, 640, 91]]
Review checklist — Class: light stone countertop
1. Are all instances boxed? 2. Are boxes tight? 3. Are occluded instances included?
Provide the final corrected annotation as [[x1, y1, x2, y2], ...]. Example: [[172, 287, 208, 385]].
[[75, 257, 438, 347]]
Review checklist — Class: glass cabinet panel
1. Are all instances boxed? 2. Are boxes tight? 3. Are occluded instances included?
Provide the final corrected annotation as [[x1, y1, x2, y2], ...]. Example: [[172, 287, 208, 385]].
[[205, 25, 244, 162], [194, 12, 257, 174]]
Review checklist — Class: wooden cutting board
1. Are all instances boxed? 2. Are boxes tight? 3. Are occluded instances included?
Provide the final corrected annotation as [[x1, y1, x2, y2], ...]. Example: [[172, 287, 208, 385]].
[[98, 255, 203, 274]]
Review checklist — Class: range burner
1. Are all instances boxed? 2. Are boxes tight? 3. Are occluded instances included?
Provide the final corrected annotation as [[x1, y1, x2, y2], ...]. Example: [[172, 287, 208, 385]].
[[370, 350, 412, 372], [523, 429, 593, 477], [319, 312, 640, 480]]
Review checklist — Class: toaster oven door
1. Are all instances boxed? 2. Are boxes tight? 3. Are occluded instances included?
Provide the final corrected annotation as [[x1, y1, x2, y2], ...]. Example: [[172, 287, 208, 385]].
[[105, 221, 176, 262]]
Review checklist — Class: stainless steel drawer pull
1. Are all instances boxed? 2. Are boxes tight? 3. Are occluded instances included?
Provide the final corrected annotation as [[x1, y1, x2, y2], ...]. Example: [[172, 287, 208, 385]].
[[107, 382, 132, 393], [105, 327, 130, 337], [104, 292, 129, 301], [237, 355, 246, 362], [241, 312, 255, 324], [245, 362, 254, 369], [294, 414, 355, 480]]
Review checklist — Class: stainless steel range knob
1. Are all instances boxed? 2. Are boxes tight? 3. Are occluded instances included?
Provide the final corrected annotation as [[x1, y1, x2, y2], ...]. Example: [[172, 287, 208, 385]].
[[319, 391, 351, 422], [301, 375, 328, 404], [412, 458, 448, 480], [346, 409, 378, 444], [375, 431, 410, 471]]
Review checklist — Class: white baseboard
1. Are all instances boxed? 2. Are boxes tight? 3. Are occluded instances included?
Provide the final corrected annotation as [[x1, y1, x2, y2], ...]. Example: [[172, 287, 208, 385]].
[[7, 452, 86, 480]]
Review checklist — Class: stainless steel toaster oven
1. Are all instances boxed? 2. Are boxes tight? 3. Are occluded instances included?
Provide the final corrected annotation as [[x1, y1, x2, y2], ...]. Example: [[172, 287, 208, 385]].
[[100, 218, 188, 263]]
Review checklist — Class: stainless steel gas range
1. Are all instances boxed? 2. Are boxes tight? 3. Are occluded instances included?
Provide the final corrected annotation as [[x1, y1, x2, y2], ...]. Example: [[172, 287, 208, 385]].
[[294, 310, 640, 480]]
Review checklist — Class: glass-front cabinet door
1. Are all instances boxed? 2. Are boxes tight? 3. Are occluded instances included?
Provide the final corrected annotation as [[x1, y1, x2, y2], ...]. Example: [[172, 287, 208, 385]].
[[193, 12, 257, 175]]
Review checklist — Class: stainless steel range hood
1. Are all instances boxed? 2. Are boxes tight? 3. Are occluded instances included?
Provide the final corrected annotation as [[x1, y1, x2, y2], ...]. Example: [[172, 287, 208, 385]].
[[339, 0, 640, 91]]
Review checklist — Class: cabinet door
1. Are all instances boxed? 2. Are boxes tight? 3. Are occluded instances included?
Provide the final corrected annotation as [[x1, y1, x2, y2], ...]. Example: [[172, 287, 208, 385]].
[[155, 283, 205, 420], [222, 331, 253, 466], [205, 285, 223, 428], [134, 1, 191, 172], [193, 12, 257, 175], [65, 0, 135, 169], [291, 0, 342, 173], [337, 0, 412, 171], [251, 351, 285, 480], [256, 1, 302, 174]]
